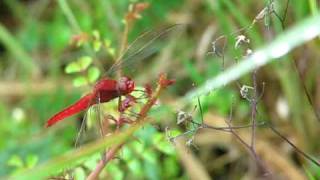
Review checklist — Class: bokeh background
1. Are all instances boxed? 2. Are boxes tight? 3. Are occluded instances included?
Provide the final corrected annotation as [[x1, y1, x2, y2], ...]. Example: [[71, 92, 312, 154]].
[[0, 0, 320, 179]]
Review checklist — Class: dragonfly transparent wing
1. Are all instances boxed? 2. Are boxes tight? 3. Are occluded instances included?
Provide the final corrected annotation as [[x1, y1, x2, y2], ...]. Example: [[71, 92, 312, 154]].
[[74, 94, 105, 147], [105, 24, 184, 77]]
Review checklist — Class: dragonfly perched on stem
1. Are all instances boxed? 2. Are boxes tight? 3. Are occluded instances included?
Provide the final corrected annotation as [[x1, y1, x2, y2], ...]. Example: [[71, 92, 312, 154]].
[[45, 24, 183, 133]]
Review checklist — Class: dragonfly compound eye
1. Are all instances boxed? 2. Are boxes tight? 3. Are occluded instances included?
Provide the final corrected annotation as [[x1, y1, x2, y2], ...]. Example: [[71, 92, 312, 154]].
[[126, 80, 135, 92], [118, 77, 135, 93]]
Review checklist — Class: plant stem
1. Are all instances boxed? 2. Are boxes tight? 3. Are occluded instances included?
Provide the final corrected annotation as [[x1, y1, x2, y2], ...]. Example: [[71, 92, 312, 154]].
[[57, 0, 81, 33], [0, 23, 38, 76], [86, 74, 171, 179], [87, 145, 122, 180], [57, 0, 103, 71]]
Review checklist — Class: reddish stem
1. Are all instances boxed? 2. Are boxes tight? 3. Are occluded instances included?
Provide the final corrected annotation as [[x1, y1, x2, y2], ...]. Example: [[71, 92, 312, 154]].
[[86, 74, 174, 179], [86, 145, 122, 180]]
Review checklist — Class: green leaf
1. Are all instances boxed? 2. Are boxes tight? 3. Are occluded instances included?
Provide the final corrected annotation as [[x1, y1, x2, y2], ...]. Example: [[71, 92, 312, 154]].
[[152, 134, 175, 155], [73, 76, 88, 87], [74, 168, 86, 180], [122, 146, 133, 161], [108, 48, 116, 57], [107, 162, 124, 180], [7, 155, 24, 168], [92, 30, 100, 40], [65, 62, 79, 74], [141, 149, 157, 164], [167, 129, 182, 138], [93, 40, 102, 52], [104, 39, 115, 57], [83, 154, 100, 170], [164, 157, 179, 177], [78, 56, 93, 69], [87, 67, 101, 83], [144, 159, 160, 180], [128, 159, 142, 176], [104, 39, 111, 47], [65, 56, 93, 74], [132, 141, 144, 154], [26, 155, 38, 168]]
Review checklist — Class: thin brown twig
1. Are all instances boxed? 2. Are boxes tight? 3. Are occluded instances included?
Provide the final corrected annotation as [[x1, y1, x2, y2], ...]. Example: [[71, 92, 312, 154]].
[[224, 104, 269, 176], [292, 58, 320, 123], [268, 124, 320, 167]]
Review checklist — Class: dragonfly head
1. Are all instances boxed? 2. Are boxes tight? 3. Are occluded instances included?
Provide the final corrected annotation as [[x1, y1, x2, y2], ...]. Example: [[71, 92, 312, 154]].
[[118, 76, 135, 94]]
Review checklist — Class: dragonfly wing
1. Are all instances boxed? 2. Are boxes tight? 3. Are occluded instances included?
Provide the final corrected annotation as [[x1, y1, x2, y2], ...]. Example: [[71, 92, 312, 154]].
[[75, 105, 97, 146], [74, 91, 115, 147], [106, 24, 184, 77]]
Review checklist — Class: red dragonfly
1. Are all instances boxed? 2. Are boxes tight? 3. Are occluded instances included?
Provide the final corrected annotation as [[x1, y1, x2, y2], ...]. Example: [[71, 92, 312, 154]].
[[46, 24, 182, 128]]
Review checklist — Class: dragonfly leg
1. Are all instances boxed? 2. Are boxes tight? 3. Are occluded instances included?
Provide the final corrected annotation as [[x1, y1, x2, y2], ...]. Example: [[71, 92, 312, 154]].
[[118, 94, 137, 112]]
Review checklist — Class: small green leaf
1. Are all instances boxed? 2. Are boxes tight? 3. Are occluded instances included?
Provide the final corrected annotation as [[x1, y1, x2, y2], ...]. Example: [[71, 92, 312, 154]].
[[65, 56, 92, 73], [93, 40, 102, 52], [83, 153, 100, 170], [7, 155, 24, 168], [26, 155, 38, 168], [87, 67, 101, 83], [164, 157, 179, 177], [73, 76, 88, 87], [74, 168, 86, 180], [104, 39, 115, 57], [128, 159, 142, 176], [122, 146, 133, 161], [65, 62, 80, 74], [167, 129, 182, 138], [92, 30, 100, 40], [78, 56, 93, 69], [104, 39, 111, 47], [153, 134, 175, 155], [107, 163, 124, 180], [142, 149, 157, 163], [108, 48, 116, 57], [131, 141, 144, 154]]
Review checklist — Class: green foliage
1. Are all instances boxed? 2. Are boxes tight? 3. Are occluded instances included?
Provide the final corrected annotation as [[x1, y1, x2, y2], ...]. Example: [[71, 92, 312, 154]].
[[305, 163, 320, 180], [1, 0, 320, 179], [65, 56, 93, 74], [100, 125, 180, 180], [7, 154, 39, 173]]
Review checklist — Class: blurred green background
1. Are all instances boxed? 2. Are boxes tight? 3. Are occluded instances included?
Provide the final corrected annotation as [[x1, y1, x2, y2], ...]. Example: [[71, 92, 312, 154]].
[[0, 0, 320, 179]]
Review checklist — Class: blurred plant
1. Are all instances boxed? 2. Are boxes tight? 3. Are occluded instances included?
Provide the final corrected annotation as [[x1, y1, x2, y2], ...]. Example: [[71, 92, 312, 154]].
[[176, 0, 320, 178], [7, 154, 38, 174], [1, 0, 319, 179]]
